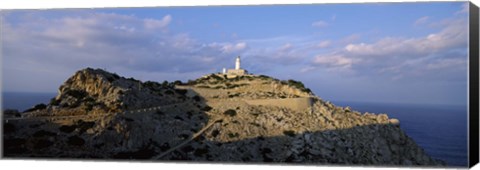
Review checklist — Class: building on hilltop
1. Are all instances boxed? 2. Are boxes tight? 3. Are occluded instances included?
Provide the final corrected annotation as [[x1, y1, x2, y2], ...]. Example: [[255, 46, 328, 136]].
[[225, 56, 248, 78]]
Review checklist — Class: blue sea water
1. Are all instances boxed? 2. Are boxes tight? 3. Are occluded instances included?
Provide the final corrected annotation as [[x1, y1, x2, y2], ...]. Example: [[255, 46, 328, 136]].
[[333, 101, 468, 167], [1, 92, 468, 166], [2, 92, 57, 112]]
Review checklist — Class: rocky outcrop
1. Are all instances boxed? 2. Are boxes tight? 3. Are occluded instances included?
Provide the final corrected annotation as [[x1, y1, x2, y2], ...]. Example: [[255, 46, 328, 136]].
[[3, 68, 445, 166], [40, 68, 185, 116]]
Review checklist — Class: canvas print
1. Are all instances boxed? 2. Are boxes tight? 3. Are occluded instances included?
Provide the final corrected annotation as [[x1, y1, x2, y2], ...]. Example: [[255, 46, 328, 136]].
[[1, 2, 471, 168]]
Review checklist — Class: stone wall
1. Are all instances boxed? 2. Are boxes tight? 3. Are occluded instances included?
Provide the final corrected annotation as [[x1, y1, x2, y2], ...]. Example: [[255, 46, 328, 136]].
[[226, 69, 247, 78], [244, 97, 313, 112]]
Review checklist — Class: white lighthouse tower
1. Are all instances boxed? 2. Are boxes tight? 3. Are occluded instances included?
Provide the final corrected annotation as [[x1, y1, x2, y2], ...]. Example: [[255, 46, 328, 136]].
[[235, 56, 241, 70], [225, 56, 248, 78]]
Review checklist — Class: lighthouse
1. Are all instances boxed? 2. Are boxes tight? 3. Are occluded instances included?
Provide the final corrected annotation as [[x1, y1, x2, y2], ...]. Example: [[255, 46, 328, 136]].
[[225, 56, 248, 78], [235, 56, 241, 70]]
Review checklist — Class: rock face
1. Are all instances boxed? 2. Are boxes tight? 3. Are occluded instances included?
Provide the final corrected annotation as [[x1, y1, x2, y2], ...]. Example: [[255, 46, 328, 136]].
[[3, 68, 445, 166], [35, 68, 185, 116]]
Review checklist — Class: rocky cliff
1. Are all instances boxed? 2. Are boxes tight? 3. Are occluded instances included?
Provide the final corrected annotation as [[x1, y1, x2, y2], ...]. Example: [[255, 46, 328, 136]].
[[3, 68, 445, 166]]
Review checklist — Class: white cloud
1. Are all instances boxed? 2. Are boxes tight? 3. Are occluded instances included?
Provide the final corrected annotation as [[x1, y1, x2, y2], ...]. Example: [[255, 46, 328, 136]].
[[144, 15, 172, 30], [342, 17, 467, 59], [331, 15, 336, 21], [313, 54, 354, 68], [2, 11, 247, 92], [308, 17, 468, 79], [208, 42, 247, 53], [311, 20, 328, 28], [339, 34, 361, 44], [300, 66, 316, 73], [317, 40, 331, 48], [414, 16, 429, 26], [426, 58, 466, 70], [279, 43, 293, 51], [456, 2, 469, 14]]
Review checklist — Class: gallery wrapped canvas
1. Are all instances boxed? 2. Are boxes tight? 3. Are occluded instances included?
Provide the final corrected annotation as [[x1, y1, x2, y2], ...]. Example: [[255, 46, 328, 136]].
[[1, 0, 479, 169]]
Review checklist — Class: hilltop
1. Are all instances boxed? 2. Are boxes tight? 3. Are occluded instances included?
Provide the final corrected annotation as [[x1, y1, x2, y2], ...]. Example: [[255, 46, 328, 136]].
[[3, 68, 444, 166]]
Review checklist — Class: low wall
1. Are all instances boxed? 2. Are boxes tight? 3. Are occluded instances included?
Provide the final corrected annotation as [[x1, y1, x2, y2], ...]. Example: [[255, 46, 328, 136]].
[[244, 97, 313, 112]]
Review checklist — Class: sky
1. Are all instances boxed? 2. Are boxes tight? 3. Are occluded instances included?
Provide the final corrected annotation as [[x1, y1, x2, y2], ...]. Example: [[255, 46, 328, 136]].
[[1, 2, 470, 105]]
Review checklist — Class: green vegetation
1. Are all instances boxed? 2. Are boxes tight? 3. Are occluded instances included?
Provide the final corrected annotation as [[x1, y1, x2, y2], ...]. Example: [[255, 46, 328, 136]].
[[83, 97, 105, 112], [228, 93, 240, 98], [175, 89, 188, 95], [283, 130, 296, 137], [226, 83, 249, 89], [24, 103, 47, 113], [67, 135, 85, 146], [209, 74, 224, 81], [193, 148, 209, 157], [193, 95, 201, 102], [223, 109, 237, 117], [112, 73, 120, 79], [165, 90, 174, 95], [202, 105, 213, 112], [227, 132, 240, 138], [64, 89, 87, 99], [284, 79, 312, 93], [173, 80, 183, 85], [211, 130, 220, 137], [144, 81, 161, 89], [106, 73, 121, 82], [258, 75, 271, 80], [49, 98, 60, 106], [126, 77, 141, 83]]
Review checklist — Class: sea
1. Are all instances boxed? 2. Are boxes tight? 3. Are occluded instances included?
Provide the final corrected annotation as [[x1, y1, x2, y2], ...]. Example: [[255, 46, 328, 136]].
[[1, 92, 468, 167], [333, 100, 468, 167]]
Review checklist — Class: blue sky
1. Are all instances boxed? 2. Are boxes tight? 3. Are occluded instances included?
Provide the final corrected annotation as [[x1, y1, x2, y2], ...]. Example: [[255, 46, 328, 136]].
[[1, 2, 469, 105]]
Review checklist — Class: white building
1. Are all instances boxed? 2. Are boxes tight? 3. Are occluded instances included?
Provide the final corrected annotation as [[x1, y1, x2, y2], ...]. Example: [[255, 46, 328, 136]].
[[226, 56, 248, 78]]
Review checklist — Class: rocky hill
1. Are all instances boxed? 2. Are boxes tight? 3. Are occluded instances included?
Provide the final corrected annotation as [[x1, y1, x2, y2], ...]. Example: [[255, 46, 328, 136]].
[[3, 68, 445, 166]]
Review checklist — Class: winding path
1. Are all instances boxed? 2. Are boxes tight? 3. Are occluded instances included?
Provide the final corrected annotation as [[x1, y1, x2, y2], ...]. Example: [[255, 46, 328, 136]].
[[3, 102, 187, 122]]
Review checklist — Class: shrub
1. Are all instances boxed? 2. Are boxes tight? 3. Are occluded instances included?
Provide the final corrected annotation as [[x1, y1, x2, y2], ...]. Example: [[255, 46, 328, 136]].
[[209, 74, 224, 81], [212, 85, 224, 89], [67, 136, 85, 146], [186, 80, 196, 85], [175, 89, 188, 95], [59, 125, 76, 133], [4, 122, 16, 134], [4, 109, 20, 117], [49, 98, 60, 106], [223, 109, 237, 117], [165, 90, 174, 95], [161, 81, 169, 88], [286, 79, 312, 93], [24, 103, 47, 112], [193, 95, 201, 102], [211, 130, 220, 137], [106, 76, 115, 82], [112, 73, 120, 79], [194, 148, 209, 157], [202, 105, 213, 112], [64, 89, 88, 99], [197, 85, 210, 88], [173, 80, 183, 85], [283, 130, 296, 137], [33, 139, 53, 149], [228, 93, 240, 98], [227, 133, 239, 138], [33, 130, 56, 138], [144, 81, 160, 89], [126, 77, 141, 83]]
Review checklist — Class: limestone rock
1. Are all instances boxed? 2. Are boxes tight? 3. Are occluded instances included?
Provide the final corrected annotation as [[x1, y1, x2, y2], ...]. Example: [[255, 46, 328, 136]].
[[3, 68, 445, 166]]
